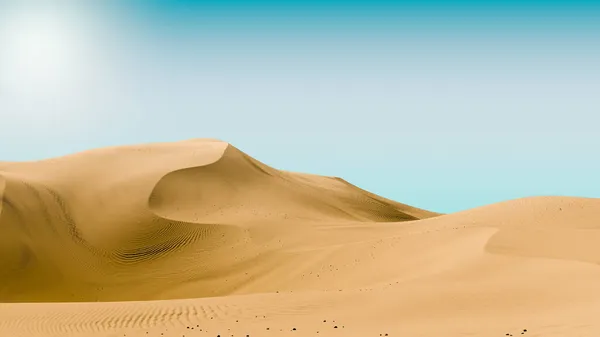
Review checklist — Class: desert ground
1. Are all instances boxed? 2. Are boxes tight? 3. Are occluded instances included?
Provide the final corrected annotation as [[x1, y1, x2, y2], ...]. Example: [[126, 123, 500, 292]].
[[1, 138, 600, 337]]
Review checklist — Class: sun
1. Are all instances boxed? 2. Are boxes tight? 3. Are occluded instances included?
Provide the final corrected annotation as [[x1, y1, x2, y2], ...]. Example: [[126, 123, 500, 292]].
[[0, 4, 89, 97], [7, 15, 71, 76]]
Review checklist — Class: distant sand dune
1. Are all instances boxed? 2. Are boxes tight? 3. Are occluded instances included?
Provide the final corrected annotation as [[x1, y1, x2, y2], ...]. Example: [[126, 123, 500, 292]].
[[149, 144, 433, 224], [1, 139, 600, 337]]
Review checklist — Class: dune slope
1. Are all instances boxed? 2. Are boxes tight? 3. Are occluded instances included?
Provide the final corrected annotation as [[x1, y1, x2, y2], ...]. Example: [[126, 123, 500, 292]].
[[1, 139, 600, 337], [0, 139, 436, 302]]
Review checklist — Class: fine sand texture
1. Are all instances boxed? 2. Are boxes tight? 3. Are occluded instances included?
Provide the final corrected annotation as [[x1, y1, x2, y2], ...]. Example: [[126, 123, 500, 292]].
[[1, 139, 600, 337]]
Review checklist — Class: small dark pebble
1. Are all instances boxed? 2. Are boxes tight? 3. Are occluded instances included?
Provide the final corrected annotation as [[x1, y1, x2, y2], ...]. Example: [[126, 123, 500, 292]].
[[334, 326, 338, 329], [292, 328, 297, 331]]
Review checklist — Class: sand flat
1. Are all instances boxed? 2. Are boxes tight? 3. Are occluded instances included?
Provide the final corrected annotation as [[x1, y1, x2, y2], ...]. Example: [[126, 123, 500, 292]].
[[1, 139, 600, 336]]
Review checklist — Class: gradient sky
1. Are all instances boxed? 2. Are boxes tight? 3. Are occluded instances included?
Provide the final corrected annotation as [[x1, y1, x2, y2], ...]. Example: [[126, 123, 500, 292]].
[[0, 0, 599, 213]]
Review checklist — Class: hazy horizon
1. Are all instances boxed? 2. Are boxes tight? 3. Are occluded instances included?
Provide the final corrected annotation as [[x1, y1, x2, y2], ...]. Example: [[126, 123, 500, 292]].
[[1, 0, 599, 213]]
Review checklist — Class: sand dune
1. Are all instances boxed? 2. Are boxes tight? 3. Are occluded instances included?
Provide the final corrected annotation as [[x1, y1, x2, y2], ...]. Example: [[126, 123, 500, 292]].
[[1, 139, 600, 337]]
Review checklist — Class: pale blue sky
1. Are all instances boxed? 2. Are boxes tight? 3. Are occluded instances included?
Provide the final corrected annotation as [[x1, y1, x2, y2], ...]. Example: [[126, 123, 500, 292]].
[[0, 1, 599, 213]]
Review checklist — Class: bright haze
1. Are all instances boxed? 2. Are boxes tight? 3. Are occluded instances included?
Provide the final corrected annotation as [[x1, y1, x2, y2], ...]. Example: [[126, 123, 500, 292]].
[[0, 0, 599, 213]]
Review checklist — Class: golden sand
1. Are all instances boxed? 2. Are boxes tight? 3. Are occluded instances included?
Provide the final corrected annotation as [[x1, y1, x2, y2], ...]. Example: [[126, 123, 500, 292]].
[[1, 139, 599, 337]]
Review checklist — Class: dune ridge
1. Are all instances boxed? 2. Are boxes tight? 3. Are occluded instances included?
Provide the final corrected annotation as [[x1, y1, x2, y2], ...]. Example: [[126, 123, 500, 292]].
[[1, 139, 600, 337]]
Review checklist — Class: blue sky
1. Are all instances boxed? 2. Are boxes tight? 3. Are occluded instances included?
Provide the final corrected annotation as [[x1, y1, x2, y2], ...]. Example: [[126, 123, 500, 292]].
[[0, 0, 599, 213]]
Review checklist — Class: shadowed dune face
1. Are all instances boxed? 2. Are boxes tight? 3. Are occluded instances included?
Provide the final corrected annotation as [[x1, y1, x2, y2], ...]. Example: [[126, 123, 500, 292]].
[[0, 175, 20, 281], [0, 174, 4, 216]]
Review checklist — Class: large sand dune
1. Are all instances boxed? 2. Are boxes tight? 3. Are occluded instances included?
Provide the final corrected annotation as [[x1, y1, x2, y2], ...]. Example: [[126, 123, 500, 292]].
[[1, 139, 600, 337]]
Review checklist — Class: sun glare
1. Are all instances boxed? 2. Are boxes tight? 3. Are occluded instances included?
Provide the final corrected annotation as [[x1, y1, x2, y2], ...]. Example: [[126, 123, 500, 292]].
[[0, 5, 90, 97]]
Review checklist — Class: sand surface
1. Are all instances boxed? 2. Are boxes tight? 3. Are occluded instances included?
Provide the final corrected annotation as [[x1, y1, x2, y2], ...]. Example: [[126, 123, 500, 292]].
[[1, 139, 600, 337]]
